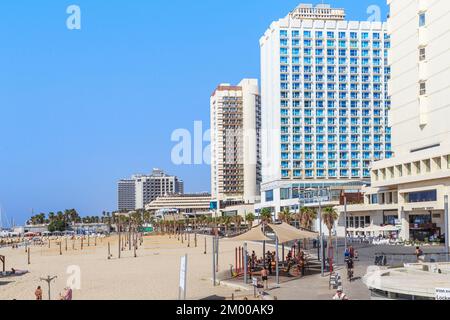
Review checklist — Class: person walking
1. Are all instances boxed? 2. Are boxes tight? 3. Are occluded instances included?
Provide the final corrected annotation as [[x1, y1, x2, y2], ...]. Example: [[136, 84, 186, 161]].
[[35, 286, 43, 300], [266, 251, 273, 275], [261, 267, 269, 290]]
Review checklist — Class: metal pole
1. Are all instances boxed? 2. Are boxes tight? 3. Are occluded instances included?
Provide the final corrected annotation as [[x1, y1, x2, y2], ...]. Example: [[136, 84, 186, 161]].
[[318, 195, 324, 277], [445, 195, 449, 260], [216, 237, 219, 272], [344, 196, 348, 254], [244, 242, 248, 285], [335, 227, 338, 266], [276, 237, 280, 285], [212, 237, 216, 286], [263, 223, 266, 268]]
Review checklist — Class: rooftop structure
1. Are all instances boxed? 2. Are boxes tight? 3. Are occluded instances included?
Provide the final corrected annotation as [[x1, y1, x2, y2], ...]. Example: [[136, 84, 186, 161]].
[[289, 3, 346, 21]]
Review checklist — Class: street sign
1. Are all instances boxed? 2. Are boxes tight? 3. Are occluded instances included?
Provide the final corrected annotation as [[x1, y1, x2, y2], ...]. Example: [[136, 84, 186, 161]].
[[179, 255, 187, 300], [436, 288, 450, 300]]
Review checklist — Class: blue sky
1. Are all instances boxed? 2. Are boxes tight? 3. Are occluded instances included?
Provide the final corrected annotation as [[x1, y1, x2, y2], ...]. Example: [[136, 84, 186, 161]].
[[0, 0, 387, 224]]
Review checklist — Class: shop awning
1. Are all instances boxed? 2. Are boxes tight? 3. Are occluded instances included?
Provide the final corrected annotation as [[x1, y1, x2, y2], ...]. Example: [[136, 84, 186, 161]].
[[268, 222, 318, 244]]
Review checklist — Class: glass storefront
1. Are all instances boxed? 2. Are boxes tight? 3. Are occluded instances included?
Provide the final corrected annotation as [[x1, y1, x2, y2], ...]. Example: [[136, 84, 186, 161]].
[[409, 214, 439, 241]]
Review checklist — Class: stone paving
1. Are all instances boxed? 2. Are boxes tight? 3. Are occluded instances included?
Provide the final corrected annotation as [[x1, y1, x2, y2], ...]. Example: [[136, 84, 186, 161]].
[[221, 243, 449, 300]]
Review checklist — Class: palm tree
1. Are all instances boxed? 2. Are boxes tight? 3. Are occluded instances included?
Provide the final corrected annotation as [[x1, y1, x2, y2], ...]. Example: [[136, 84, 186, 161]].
[[245, 213, 255, 230], [298, 207, 317, 231], [260, 208, 272, 225], [322, 207, 339, 261], [222, 216, 232, 235], [48, 212, 55, 223], [278, 208, 292, 224], [233, 215, 243, 234]]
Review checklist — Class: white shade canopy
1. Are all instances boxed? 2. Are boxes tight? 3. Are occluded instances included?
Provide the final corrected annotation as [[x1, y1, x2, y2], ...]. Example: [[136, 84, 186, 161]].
[[268, 222, 318, 244], [226, 225, 272, 242]]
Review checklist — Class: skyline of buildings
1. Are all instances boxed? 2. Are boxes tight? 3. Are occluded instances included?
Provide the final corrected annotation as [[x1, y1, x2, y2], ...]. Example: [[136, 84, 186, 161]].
[[117, 168, 184, 212], [257, 3, 392, 215]]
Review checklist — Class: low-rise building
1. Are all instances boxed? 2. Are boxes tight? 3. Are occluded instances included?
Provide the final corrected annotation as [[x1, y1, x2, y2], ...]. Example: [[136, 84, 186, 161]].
[[146, 193, 213, 218]]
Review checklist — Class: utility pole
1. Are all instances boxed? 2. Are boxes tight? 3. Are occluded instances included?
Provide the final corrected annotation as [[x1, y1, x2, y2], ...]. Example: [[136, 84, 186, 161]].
[[40, 276, 57, 300]]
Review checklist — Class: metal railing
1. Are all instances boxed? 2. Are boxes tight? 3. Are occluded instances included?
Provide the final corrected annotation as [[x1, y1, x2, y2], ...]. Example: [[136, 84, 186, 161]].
[[373, 252, 450, 266]]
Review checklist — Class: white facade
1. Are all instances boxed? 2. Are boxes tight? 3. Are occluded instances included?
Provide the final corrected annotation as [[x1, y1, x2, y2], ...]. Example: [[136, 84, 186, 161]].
[[339, 0, 450, 242], [258, 3, 392, 215], [117, 169, 184, 211], [210, 79, 261, 205]]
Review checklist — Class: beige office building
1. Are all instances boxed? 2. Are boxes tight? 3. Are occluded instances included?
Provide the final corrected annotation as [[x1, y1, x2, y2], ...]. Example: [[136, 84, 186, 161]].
[[340, 0, 450, 242]]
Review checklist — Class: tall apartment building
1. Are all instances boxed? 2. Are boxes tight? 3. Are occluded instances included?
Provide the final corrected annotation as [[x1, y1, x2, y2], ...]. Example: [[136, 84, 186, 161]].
[[258, 3, 392, 215], [210, 79, 262, 207], [117, 179, 136, 212], [117, 169, 184, 211], [340, 0, 450, 242]]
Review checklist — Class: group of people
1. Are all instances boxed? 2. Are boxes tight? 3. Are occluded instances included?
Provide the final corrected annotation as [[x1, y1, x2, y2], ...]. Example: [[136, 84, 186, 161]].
[[247, 247, 308, 290], [285, 250, 307, 276]]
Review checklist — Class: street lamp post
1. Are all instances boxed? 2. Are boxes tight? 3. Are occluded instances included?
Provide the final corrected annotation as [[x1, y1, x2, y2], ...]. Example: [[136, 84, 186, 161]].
[[299, 187, 330, 278], [344, 196, 348, 254]]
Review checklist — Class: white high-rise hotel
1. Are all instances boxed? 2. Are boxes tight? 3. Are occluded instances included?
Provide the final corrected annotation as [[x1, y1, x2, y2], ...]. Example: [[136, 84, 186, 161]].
[[340, 0, 450, 242], [258, 4, 392, 214]]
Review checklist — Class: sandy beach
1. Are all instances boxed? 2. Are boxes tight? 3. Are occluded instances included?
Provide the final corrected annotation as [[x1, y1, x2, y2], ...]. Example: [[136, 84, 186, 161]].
[[0, 234, 265, 300]]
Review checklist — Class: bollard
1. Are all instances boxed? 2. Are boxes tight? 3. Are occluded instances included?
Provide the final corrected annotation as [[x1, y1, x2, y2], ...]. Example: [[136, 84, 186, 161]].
[[28, 248, 31, 265], [108, 242, 111, 260]]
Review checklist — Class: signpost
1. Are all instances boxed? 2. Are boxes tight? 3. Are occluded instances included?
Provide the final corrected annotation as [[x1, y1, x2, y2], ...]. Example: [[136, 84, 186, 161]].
[[179, 255, 187, 300]]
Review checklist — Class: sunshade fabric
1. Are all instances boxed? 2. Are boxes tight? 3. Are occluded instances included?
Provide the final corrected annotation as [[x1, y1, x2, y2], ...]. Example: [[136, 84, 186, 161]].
[[226, 225, 272, 242], [268, 223, 318, 244]]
